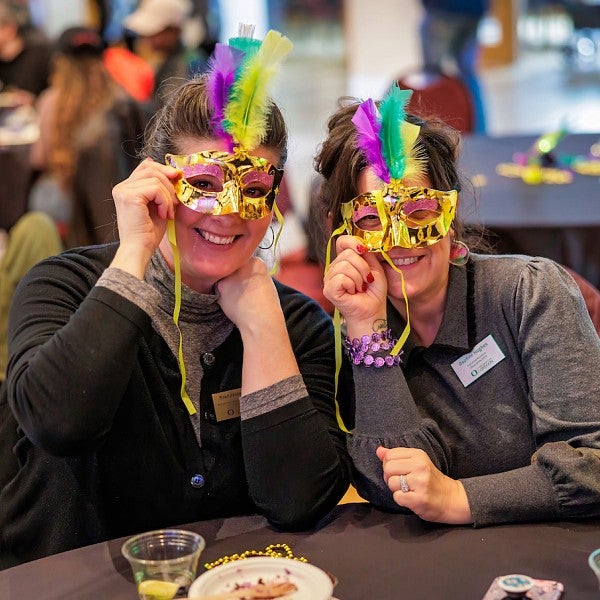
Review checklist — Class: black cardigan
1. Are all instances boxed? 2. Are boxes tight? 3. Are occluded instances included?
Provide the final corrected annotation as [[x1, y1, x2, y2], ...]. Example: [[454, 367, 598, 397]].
[[0, 243, 351, 569]]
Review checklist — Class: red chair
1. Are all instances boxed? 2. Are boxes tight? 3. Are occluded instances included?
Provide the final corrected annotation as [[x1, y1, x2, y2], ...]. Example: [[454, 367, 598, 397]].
[[275, 248, 334, 315], [565, 267, 600, 335], [395, 70, 475, 133]]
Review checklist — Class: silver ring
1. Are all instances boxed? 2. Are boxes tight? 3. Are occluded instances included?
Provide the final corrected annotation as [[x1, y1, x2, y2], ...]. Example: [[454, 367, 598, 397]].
[[399, 474, 410, 493]]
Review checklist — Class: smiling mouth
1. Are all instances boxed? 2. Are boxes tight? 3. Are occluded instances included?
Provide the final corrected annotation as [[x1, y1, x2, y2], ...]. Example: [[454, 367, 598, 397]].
[[196, 229, 236, 245], [390, 255, 422, 267]]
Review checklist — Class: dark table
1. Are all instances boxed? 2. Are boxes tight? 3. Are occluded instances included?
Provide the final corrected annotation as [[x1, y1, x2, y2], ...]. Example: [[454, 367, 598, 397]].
[[1, 504, 599, 599], [0, 143, 32, 231], [0, 100, 38, 231], [458, 133, 600, 287]]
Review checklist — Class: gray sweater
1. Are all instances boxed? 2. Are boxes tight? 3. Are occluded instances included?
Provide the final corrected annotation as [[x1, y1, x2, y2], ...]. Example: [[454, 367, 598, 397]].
[[348, 253, 600, 526], [97, 251, 306, 445]]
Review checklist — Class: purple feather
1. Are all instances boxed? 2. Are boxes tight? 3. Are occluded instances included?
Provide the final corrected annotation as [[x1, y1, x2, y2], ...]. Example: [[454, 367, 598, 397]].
[[352, 99, 390, 183], [206, 43, 243, 141]]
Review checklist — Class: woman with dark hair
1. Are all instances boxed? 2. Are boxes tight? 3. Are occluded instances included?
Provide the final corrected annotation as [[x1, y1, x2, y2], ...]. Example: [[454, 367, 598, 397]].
[[316, 88, 600, 527], [0, 29, 350, 568]]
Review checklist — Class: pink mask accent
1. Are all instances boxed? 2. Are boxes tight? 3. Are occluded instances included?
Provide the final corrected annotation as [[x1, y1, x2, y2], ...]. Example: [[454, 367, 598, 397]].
[[402, 196, 439, 215], [353, 205, 379, 221]]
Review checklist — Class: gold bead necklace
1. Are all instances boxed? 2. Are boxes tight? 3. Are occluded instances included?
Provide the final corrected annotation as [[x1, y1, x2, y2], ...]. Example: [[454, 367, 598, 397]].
[[203, 543, 308, 570]]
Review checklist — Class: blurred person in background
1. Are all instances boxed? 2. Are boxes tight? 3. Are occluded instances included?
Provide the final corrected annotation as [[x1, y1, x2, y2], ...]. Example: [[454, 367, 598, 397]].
[[191, 0, 219, 57], [124, 0, 208, 114], [0, 0, 51, 104], [29, 26, 144, 245], [102, 36, 155, 104], [419, 0, 489, 133], [0, 212, 62, 385], [97, 0, 156, 103]]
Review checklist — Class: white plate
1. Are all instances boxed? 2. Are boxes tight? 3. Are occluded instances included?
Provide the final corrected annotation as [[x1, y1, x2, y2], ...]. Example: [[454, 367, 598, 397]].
[[189, 556, 333, 599]]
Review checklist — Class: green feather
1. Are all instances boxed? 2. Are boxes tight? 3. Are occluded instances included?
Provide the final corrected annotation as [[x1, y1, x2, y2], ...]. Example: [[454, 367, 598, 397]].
[[228, 37, 261, 60], [379, 85, 413, 180]]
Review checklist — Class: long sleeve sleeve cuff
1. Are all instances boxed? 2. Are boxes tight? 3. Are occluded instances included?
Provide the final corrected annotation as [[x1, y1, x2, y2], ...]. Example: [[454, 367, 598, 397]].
[[240, 374, 306, 420], [96, 267, 160, 318], [461, 463, 560, 527]]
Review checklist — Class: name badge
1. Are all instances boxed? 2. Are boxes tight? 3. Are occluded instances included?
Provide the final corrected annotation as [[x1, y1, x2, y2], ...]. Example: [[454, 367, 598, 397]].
[[213, 388, 241, 422], [451, 334, 505, 387]]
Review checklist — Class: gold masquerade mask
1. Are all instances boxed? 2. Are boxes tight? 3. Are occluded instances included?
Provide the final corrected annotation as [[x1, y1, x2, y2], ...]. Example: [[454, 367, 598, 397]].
[[166, 150, 283, 220], [341, 183, 457, 251]]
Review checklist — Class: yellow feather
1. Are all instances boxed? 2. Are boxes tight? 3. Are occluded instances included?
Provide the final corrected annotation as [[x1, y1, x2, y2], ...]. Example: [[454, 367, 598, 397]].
[[399, 120, 427, 181], [224, 30, 293, 151]]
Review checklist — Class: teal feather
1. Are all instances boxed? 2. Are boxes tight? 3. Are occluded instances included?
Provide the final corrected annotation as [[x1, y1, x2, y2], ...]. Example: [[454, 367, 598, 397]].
[[228, 37, 261, 61], [378, 85, 413, 180]]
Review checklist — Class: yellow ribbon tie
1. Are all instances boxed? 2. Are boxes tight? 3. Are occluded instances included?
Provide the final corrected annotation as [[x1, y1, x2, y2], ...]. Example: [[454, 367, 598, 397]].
[[269, 202, 285, 275], [381, 250, 410, 355], [167, 219, 197, 416]]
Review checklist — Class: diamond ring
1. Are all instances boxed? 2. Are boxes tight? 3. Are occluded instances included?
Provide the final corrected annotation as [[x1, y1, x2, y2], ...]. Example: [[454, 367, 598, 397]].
[[399, 474, 410, 493]]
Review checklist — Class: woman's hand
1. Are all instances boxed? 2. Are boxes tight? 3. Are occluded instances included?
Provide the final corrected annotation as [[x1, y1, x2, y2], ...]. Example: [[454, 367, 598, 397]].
[[217, 256, 300, 395], [216, 256, 281, 331], [323, 235, 388, 338], [110, 158, 181, 278], [377, 446, 473, 525]]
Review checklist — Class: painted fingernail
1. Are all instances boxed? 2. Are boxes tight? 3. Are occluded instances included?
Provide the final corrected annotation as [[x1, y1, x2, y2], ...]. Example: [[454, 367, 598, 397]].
[[366, 272, 374, 283], [356, 244, 366, 254], [362, 283, 368, 292]]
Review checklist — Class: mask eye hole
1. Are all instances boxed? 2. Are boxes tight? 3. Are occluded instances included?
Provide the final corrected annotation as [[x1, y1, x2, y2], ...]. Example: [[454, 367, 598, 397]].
[[241, 171, 274, 199], [242, 184, 270, 198], [187, 174, 223, 193], [402, 196, 441, 226], [355, 214, 382, 231], [353, 205, 382, 231]]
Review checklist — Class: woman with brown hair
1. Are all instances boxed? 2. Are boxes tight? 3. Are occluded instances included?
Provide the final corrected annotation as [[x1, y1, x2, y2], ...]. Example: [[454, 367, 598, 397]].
[[29, 26, 143, 244], [317, 88, 600, 527]]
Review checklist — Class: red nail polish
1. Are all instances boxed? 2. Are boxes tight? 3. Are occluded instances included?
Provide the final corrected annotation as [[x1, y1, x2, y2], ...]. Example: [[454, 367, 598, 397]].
[[356, 244, 366, 254], [366, 272, 374, 283], [362, 283, 368, 292]]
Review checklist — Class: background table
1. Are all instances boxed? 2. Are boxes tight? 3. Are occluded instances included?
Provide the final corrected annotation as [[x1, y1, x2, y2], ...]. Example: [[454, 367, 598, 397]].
[[0, 100, 38, 232], [0, 144, 32, 231], [1, 503, 599, 599], [459, 133, 600, 288]]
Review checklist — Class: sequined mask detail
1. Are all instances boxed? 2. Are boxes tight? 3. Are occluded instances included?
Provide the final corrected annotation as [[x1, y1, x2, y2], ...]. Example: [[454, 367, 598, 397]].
[[166, 150, 283, 220], [341, 184, 458, 251]]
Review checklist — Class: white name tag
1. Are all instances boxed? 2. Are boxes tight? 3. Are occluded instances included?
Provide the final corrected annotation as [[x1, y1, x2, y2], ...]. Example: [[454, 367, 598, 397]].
[[451, 334, 505, 387]]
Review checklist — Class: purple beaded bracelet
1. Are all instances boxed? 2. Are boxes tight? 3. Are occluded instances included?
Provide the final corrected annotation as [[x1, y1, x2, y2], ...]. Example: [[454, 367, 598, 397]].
[[344, 329, 402, 367]]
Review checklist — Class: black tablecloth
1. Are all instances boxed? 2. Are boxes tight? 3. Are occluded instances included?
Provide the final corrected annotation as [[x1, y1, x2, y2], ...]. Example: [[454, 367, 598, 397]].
[[459, 133, 600, 287], [1, 504, 599, 599]]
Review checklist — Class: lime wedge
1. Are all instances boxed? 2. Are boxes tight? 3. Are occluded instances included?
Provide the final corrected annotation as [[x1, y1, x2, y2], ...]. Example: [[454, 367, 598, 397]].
[[137, 579, 180, 600]]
